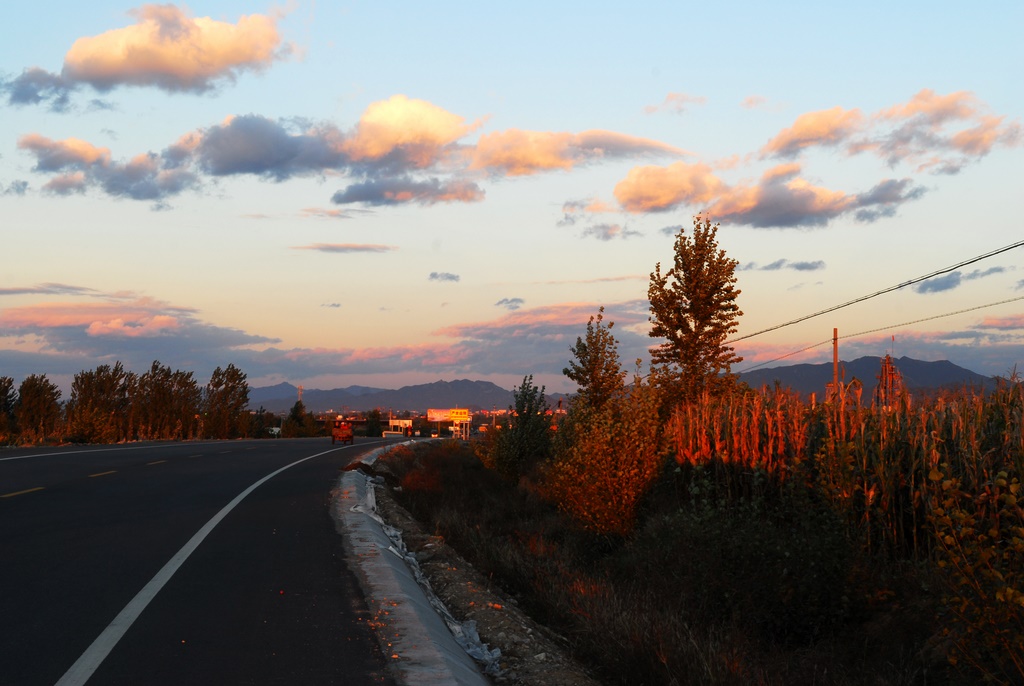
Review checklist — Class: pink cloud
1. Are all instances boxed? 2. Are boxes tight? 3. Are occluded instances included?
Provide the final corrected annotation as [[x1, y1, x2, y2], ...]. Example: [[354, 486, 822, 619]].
[[471, 129, 685, 176], [613, 161, 726, 212], [760, 106, 864, 158], [42, 172, 88, 195], [878, 89, 979, 124], [977, 314, 1024, 331], [612, 161, 923, 227], [291, 243, 398, 253], [708, 168, 855, 227], [61, 4, 287, 92], [950, 115, 1021, 156], [17, 134, 111, 170], [0, 299, 188, 334], [85, 315, 180, 337]]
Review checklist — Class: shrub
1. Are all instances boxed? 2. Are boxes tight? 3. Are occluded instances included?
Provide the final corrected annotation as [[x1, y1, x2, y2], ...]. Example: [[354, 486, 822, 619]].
[[544, 378, 666, 535], [631, 464, 853, 645], [930, 466, 1024, 681]]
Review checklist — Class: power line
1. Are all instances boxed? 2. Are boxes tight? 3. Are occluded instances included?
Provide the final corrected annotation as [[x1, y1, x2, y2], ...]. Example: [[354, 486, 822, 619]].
[[728, 238, 1024, 344], [735, 293, 1024, 374]]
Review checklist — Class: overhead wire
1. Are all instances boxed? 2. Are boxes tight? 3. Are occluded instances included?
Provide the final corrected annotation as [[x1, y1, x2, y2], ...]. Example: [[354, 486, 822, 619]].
[[727, 238, 1024, 344], [735, 293, 1024, 374]]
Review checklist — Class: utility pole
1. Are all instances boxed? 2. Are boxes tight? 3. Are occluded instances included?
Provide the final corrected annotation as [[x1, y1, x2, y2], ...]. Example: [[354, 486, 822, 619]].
[[832, 328, 839, 395]]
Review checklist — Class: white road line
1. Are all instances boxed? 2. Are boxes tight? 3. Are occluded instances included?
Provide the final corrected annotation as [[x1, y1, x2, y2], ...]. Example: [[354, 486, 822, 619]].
[[55, 447, 345, 686], [0, 442, 223, 463]]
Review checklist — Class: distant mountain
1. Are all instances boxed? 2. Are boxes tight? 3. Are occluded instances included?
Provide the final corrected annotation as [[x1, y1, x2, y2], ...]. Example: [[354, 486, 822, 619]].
[[736, 356, 1000, 400], [248, 378, 569, 414], [248, 382, 387, 413]]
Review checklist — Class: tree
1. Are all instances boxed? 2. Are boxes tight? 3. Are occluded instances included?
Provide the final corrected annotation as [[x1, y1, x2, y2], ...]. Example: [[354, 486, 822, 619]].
[[169, 369, 202, 440], [133, 361, 171, 440], [203, 364, 250, 439], [282, 400, 318, 437], [15, 374, 62, 444], [364, 409, 383, 438], [648, 216, 743, 401], [490, 376, 551, 482], [562, 306, 627, 412], [0, 376, 16, 443], [66, 362, 131, 443]]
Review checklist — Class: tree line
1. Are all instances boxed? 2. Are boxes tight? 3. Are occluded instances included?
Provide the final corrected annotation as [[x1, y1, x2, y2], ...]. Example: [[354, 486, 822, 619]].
[[0, 361, 253, 445]]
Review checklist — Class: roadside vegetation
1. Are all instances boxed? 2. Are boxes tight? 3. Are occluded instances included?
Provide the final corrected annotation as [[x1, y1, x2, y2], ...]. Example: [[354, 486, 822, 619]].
[[384, 379, 1023, 684], [380, 217, 1022, 685], [0, 361, 257, 443]]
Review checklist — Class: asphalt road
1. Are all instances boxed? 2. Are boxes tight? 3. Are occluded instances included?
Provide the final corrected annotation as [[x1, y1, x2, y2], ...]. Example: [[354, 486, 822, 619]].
[[0, 438, 400, 686]]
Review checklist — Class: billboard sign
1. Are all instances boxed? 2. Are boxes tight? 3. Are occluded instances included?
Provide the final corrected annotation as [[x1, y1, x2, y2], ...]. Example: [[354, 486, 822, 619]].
[[426, 408, 471, 422]]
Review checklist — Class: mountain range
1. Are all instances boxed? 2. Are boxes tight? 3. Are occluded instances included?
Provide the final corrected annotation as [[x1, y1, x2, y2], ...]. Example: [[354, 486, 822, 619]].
[[249, 358, 1002, 414], [736, 356, 1001, 400], [248, 379, 568, 414]]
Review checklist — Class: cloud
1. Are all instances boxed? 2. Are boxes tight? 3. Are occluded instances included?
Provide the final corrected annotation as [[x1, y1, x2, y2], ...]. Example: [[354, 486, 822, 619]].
[[299, 207, 358, 220], [614, 161, 727, 213], [915, 272, 962, 294], [2, 6, 289, 109], [341, 94, 478, 169], [17, 91, 690, 210], [913, 266, 1006, 294], [495, 298, 525, 310], [1, 180, 29, 196], [87, 5, 281, 92], [429, 272, 460, 282], [851, 178, 928, 222], [758, 90, 1020, 174], [580, 223, 642, 241], [976, 315, 1024, 331], [2, 67, 74, 111], [0, 296, 275, 360], [322, 303, 341, 308], [558, 198, 617, 226], [18, 133, 198, 203], [738, 259, 826, 272], [644, 92, 707, 115], [741, 95, 767, 110], [471, 129, 686, 176], [965, 267, 1006, 280], [185, 115, 345, 180], [537, 275, 646, 285], [614, 160, 926, 228], [331, 177, 484, 206], [761, 107, 865, 159], [291, 243, 398, 254], [18, 134, 111, 171], [0, 282, 100, 296]]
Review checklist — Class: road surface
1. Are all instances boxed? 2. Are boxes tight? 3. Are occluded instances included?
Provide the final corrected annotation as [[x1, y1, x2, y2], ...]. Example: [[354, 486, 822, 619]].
[[0, 438, 399, 685]]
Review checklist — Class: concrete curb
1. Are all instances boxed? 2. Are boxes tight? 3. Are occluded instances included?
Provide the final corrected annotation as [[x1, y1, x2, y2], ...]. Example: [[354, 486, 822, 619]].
[[333, 443, 491, 686]]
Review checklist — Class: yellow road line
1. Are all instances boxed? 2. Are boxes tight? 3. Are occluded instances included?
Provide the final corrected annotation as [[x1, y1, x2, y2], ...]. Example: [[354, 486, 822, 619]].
[[89, 470, 117, 478], [147, 460, 167, 466], [1, 486, 45, 498]]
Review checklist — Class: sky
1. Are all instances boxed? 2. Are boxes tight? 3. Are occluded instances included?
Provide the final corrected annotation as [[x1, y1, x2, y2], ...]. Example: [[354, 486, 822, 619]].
[[1, 1, 1022, 398]]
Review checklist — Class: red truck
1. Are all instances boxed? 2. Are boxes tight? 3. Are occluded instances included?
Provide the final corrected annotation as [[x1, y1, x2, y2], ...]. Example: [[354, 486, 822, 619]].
[[331, 417, 354, 445]]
